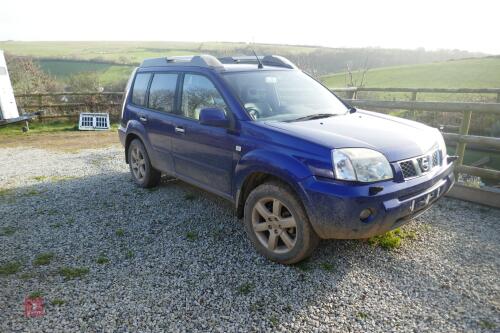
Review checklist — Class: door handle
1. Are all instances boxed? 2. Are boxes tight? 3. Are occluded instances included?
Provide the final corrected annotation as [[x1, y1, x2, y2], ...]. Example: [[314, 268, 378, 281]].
[[139, 115, 147, 123], [175, 126, 185, 134]]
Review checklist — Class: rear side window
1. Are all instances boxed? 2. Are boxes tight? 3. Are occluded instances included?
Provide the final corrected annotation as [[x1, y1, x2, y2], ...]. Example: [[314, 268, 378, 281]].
[[132, 73, 151, 106], [148, 73, 178, 113]]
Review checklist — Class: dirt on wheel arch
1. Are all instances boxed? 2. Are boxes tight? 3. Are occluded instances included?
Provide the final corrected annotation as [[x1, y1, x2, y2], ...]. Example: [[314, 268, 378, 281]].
[[0, 131, 121, 152]]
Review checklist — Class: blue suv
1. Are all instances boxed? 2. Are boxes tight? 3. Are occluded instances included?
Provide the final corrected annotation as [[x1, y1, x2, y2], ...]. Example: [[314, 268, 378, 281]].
[[119, 55, 455, 264]]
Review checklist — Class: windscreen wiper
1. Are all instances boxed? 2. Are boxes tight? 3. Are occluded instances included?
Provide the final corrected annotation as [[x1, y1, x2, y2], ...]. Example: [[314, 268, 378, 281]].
[[288, 113, 337, 122]]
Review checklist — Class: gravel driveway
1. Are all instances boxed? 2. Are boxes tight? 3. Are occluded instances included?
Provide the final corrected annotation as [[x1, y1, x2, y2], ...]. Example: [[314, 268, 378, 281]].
[[0, 146, 499, 332]]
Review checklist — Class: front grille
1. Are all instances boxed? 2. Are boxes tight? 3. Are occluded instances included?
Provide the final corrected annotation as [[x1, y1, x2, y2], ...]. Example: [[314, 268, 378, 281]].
[[432, 150, 440, 166], [398, 149, 441, 180], [400, 160, 417, 178]]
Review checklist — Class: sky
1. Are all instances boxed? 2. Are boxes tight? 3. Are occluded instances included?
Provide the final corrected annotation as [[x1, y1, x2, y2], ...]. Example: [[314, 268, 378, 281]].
[[1, 0, 499, 54]]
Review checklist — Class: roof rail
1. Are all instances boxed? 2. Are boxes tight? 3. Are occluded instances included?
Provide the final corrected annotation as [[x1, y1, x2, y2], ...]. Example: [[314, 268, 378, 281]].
[[140, 55, 224, 68], [218, 55, 297, 69]]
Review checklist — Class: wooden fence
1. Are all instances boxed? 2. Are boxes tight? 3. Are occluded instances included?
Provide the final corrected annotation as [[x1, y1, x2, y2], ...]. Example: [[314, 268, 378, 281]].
[[16, 92, 123, 120], [329, 87, 500, 181], [330, 87, 500, 207], [15, 88, 500, 206]]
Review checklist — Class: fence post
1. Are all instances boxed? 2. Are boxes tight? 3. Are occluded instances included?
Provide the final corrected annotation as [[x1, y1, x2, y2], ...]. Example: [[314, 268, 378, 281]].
[[345, 87, 357, 100], [37, 94, 43, 121], [455, 110, 472, 178], [410, 91, 417, 120], [37, 94, 42, 110]]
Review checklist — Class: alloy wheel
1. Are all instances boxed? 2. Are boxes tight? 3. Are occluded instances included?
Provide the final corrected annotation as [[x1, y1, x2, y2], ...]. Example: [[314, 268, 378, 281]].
[[130, 146, 146, 181], [251, 197, 297, 254]]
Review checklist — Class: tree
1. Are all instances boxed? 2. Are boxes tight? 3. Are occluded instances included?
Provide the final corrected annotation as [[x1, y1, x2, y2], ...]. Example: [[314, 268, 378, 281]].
[[5, 54, 61, 94], [344, 62, 369, 88], [66, 72, 101, 92]]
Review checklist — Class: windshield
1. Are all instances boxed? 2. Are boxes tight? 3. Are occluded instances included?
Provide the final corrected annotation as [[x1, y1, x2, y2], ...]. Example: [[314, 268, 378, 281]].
[[223, 70, 348, 122]]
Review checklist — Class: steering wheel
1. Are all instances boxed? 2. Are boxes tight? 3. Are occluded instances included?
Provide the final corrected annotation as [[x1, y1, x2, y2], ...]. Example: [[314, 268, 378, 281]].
[[244, 103, 261, 120], [247, 107, 260, 120]]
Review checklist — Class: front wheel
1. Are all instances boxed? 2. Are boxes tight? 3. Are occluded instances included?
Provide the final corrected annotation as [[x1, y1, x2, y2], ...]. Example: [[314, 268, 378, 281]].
[[128, 139, 161, 188], [243, 182, 319, 264]]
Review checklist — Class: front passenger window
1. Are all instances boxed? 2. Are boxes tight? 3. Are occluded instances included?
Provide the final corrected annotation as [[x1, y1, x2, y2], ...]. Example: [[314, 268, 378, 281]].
[[181, 74, 227, 120]]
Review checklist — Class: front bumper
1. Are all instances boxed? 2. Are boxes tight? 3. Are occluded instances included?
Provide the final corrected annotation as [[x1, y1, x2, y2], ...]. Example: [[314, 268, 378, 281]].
[[300, 161, 455, 239]]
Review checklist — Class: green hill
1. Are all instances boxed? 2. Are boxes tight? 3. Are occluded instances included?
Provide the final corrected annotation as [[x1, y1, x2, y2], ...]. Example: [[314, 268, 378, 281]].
[[1, 41, 497, 94], [321, 57, 500, 89], [0, 41, 319, 65], [1, 41, 485, 88], [0, 41, 322, 88], [36, 59, 134, 86]]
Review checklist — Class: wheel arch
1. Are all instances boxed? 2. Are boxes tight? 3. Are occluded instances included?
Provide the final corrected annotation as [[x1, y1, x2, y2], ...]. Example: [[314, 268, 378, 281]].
[[234, 151, 313, 219], [123, 121, 150, 164], [124, 132, 142, 164]]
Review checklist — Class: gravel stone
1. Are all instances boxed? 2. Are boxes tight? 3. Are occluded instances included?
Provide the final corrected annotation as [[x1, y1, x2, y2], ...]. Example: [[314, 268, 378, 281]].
[[0, 146, 499, 332]]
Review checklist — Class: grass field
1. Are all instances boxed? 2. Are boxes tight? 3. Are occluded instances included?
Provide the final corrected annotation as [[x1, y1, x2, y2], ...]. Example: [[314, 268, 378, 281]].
[[37, 59, 135, 86], [2, 41, 498, 93], [0, 41, 320, 87], [322, 57, 500, 88], [31, 56, 500, 95], [0, 121, 120, 152], [0, 41, 318, 65], [0, 120, 118, 136], [0, 121, 77, 135], [321, 57, 500, 102], [37, 60, 114, 76]]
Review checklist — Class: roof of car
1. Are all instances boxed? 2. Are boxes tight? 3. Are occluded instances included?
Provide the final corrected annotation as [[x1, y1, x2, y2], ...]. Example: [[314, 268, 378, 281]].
[[139, 55, 297, 72], [219, 64, 292, 72]]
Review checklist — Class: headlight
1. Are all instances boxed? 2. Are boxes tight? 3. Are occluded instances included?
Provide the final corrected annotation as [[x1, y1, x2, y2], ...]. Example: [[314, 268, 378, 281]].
[[435, 130, 447, 163], [332, 148, 393, 182]]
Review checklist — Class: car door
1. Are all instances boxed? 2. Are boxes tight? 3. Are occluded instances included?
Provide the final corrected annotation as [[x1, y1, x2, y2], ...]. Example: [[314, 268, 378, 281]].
[[171, 73, 235, 195], [140, 72, 179, 172], [128, 71, 180, 172]]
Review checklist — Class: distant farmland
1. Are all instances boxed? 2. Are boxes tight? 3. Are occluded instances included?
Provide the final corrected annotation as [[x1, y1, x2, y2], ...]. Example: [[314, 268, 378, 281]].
[[0, 41, 323, 87], [33, 56, 500, 93], [0, 41, 319, 65], [321, 57, 500, 104], [322, 57, 500, 89], [37, 59, 134, 86], [1, 41, 486, 87]]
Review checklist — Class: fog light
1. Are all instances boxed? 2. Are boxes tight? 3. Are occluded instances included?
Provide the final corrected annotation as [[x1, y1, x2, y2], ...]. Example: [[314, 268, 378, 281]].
[[359, 208, 373, 221]]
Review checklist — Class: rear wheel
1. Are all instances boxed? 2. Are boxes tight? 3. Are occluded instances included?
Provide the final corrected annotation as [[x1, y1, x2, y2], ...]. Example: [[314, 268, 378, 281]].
[[128, 139, 160, 188], [244, 182, 319, 264]]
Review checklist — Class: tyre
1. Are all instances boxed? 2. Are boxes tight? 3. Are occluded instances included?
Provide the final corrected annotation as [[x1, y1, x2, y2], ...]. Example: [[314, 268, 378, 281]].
[[127, 139, 161, 188], [243, 181, 319, 264]]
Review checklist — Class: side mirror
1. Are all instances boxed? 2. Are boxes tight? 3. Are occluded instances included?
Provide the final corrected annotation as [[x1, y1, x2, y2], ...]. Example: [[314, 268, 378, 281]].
[[199, 107, 229, 127]]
